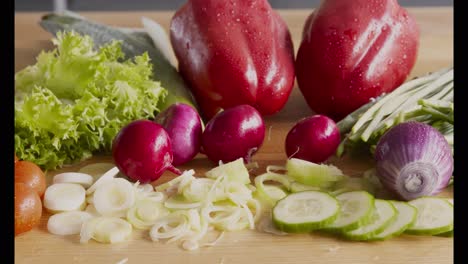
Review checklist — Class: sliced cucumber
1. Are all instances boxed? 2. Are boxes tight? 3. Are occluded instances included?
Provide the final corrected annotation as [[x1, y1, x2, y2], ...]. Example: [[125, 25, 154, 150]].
[[436, 229, 454, 237], [322, 191, 375, 233], [272, 191, 340, 233], [372, 201, 417, 240], [342, 199, 397, 241], [286, 158, 344, 188], [436, 198, 454, 237], [405, 197, 453, 236]]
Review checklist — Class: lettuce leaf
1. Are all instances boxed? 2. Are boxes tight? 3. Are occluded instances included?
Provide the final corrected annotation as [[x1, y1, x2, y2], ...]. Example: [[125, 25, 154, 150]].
[[15, 31, 167, 169]]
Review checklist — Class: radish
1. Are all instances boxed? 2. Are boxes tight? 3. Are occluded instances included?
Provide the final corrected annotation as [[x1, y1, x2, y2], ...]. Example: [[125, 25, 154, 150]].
[[285, 115, 340, 163], [154, 103, 203, 166], [201, 105, 265, 163], [112, 119, 181, 183]]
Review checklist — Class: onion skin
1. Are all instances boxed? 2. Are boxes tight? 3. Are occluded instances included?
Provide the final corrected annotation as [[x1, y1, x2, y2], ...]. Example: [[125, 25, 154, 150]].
[[201, 105, 265, 164], [112, 120, 181, 183], [154, 103, 203, 166], [285, 115, 340, 163], [374, 121, 453, 201]]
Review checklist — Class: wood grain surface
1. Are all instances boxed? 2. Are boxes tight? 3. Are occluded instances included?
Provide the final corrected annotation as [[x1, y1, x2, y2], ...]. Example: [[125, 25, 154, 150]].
[[14, 7, 453, 264]]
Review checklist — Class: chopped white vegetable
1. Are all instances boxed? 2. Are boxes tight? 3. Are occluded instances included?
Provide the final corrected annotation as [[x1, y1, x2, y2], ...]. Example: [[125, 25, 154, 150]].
[[47, 211, 93, 235], [80, 217, 132, 244], [126, 199, 169, 230], [46, 163, 263, 250], [149, 211, 190, 242], [86, 166, 120, 195], [93, 178, 136, 217], [44, 183, 86, 212], [53, 172, 94, 188], [84, 204, 101, 217]]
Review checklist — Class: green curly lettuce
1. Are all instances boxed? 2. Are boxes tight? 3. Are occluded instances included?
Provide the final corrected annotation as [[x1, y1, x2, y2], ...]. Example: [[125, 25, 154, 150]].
[[15, 31, 167, 169]]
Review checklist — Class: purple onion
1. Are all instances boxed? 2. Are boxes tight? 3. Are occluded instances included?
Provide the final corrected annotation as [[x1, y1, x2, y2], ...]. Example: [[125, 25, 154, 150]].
[[201, 105, 265, 164], [374, 121, 453, 201], [154, 103, 203, 166]]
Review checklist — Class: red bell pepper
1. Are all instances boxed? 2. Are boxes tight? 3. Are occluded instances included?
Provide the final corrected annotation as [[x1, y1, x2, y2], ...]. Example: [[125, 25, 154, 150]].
[[170, 0, 295, 120], [296, 0, 420, 121]]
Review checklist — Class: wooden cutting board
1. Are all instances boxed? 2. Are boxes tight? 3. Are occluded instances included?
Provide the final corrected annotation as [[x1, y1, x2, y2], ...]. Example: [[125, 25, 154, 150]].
[[14, 7, 453, 264]]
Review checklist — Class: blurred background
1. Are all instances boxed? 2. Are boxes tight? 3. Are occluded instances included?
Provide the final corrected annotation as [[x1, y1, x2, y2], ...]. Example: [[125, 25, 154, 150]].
[[16, 0, 453, 12]]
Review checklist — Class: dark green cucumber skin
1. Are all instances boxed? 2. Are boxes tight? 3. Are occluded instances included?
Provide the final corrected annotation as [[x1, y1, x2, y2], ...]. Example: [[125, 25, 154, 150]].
[[341, 201, 397, 241], [271, 191, 340, 234], [40, 14, 198, 112], [436, 229, 454, 237], [272, 213, 339, 234], [405, 224, 454, 236], [366, 201, 417, 241], [321, 191, 376, 234]]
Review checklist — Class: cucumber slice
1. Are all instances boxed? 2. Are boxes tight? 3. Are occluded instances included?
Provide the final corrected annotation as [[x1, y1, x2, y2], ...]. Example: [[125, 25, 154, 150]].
[[436, 229, 454, 237], [405, 197, 453, 236], [372, 201, 417, 240], [272, 191, 340, 233], [322, 191, 375, 233], [286, 158, 344, 188], [437, 198, 454, 237], [342, 199, 397, 241]]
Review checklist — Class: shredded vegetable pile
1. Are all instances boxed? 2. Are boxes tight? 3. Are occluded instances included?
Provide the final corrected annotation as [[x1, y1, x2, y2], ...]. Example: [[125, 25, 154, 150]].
[[44, 159, 269, 250]]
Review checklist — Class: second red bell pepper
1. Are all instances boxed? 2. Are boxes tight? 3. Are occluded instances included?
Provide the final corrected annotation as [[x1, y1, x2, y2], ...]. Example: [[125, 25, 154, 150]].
[[170, 0, 295, 120], [296, 0, 420, 121]]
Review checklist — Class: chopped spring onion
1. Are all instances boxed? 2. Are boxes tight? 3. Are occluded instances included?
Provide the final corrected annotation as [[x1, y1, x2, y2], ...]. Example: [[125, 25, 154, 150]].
[[93, 178, 136, 217], [47, 211, 93, 235], [43, 183, 86, 213], [286, 158, 344, 188], [53, 172, 94, 188], [86, 166, 120, 195], [205, 158, 251, 184], [254, 172, 291, 207], [80, 217, 132, 244], [126, 199, 169, 229]]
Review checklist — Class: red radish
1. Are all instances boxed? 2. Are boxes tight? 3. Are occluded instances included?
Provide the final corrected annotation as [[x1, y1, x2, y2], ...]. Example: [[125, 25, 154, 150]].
[[154, 103, 203, 166], [285, 115, 340, 163], [112, 120, 181, 183], [201, 105, 265, 163]]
